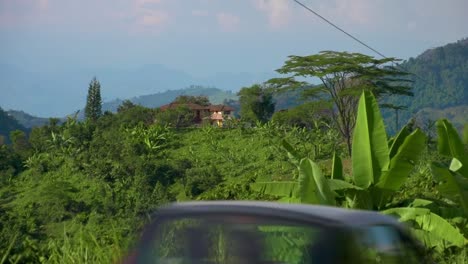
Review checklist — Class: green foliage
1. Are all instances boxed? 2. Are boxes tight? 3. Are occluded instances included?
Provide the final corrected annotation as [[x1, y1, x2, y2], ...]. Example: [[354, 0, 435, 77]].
[[154, 106, 194, 128], [117, 100, 136, 113], [382, 38, 468, 133], [382, 207, 466, 250], [464, 123, 468, 145], [271, 101, 332, 129], [238, 84, 275, 123], [269, 50, 413, 154], [173, 95, 210, 106], [0, 107, 27, 144], [352, 91, 390, 188], [432, 119, 468, 217], [84, 77, 102, 122], [1, 67, 467, 262]]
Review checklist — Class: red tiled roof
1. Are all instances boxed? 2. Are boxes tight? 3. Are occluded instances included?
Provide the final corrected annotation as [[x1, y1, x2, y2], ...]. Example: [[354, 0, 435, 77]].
[[209, 105, 234, 111]]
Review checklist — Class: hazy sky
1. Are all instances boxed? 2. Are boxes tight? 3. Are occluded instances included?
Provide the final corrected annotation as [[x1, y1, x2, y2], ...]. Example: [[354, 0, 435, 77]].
[[1, 0, 468, 77]]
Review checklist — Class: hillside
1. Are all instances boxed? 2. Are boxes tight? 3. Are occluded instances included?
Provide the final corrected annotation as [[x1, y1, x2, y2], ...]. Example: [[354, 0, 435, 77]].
[[101, 86, 239, 113], [0, 107, 27, 143], [383, 38, 468, 131], [0, 63, 273, 117], [6, 110, 50, 129]]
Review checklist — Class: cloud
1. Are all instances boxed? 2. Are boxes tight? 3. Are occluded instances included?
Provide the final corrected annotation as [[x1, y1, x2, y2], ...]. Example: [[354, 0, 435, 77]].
[[131, 0, 170, 32], [325, 0, 375, 25], [136, 0, 163, 6], [138, 10, 169, 26], [216, 12, 240, 32], [38, 0, 49, 11], [254, 0, 291, 29]]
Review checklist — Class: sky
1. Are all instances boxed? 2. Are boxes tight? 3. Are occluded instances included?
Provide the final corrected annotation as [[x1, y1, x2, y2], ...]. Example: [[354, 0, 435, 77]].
[[1, 0, 467, 116], [1, 0, 467, 76]]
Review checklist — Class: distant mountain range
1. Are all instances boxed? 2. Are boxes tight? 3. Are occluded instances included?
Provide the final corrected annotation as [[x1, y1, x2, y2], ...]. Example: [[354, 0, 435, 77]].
[[6, 110, 50, 129], [0, 107, 27, 143], [382, 38, 468, 132], [0, 63, 275, 117], [2, 38, 467, 136], [92, 86, 239, 119]]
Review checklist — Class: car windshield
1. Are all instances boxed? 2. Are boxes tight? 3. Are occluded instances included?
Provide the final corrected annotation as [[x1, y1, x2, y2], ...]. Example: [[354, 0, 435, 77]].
[[137, 214, 358, 264]]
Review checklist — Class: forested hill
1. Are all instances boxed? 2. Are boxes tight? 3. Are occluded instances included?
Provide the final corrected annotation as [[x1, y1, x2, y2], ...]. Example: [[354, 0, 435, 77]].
[[0, 107, 26, 143], [100, 86, 238, 114], [386, 38, 468, 129], [6, 110, 50, 129]]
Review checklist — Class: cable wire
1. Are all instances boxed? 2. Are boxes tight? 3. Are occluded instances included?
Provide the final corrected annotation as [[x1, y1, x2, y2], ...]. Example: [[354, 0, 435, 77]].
[[291, 0, 431, 84]]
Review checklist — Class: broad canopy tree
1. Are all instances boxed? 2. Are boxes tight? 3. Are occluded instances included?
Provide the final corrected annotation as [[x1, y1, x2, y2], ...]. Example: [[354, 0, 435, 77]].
[[238, 84, 275, 123], [268, 51, 413, 154]]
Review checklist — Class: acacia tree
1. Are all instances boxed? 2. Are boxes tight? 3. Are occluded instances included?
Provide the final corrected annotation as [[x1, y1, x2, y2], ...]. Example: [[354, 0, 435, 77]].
[[238, 84, 275, 123], [85, 77, 102, 122], [268, 51, 413, 155]]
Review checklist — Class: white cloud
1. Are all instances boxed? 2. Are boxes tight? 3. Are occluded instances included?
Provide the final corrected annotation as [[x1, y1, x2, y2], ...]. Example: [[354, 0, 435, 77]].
[[131, 0, 169, 32], [328, 0, 375, 25], [254, 0, 291, 29], [138, 9, 169, 26], [38, 0, 49, 11], [136, 0, 162, 6], [216, 12, 240, 32]]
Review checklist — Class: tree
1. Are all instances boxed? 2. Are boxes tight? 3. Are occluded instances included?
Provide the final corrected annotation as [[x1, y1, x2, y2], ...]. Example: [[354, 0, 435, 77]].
[[117, 100, 136, 113], [238, 84, 275, 123], [85, 77, 102, 122], [155, 106, 194, 128], [174, 95, 210, 106], [269, 51, 413, 155], [9, 130, 31, 159]]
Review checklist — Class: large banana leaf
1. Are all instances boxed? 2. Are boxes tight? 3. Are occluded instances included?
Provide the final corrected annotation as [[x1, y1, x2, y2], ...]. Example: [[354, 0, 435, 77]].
[[436, 119, 468, 177], [328, 179, 362, 191], [344, 189, 373, 210], [281, 139, 300, 167], [374, 129, 426, 207], [250, 181, 298, 198], [352, 91, 389, 188], [388, 125, 411, 159], [331, 152, 343, 180], [382, 207, 466, 248], [298, 158, 335, 205], [432, 163, 468, 217]]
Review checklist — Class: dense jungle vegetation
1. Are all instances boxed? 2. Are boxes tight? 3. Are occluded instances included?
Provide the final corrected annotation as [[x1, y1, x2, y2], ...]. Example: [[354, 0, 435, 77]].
[[1, 43, 468, 263]]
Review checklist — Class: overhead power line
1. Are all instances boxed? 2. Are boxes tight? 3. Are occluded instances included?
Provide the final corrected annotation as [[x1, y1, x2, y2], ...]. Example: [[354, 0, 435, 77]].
[[292, 0, 388, 59], [291, 0, 431, 84]]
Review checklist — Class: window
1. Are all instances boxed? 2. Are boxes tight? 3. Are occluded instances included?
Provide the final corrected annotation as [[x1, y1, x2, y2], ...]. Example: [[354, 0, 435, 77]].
[[140, 214, 359, 264], [357, 225, 420, 264]]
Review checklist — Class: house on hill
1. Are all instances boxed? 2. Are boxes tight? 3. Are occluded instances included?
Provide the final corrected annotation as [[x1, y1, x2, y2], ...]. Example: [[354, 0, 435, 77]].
[[159, 102, 234, 127]]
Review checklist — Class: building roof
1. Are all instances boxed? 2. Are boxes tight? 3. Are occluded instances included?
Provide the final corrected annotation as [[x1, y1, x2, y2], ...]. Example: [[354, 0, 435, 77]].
[[209, 104, 235, 112]]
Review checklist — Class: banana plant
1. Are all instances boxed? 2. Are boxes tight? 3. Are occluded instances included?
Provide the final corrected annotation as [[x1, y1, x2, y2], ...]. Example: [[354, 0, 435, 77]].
[[308, 91, 427, 210], [251, 155, 335, 205], [252, 91, 426, 209], [252, 91, 466, 250], [431, 119, 468, 216]]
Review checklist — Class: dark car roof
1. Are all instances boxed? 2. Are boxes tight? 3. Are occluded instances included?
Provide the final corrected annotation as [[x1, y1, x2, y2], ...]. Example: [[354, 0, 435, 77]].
[[154, 201, 402, 229]]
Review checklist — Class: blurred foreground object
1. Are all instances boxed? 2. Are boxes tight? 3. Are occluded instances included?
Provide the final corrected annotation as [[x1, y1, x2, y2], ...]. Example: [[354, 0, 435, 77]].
[[122, 201, 424, 264]]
